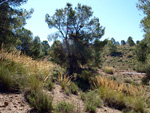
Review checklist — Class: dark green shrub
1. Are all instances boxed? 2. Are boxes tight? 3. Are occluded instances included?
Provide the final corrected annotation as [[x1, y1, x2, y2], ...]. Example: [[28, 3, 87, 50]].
[[54, 101, 74, 113], [77, 70, 95, 91], [141, 77, 149, 85], [80, 70, 92, 81]]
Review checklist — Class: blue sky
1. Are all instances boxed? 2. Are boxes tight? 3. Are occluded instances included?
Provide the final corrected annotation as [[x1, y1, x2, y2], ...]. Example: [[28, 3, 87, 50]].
[[22, 0, 144, 44]]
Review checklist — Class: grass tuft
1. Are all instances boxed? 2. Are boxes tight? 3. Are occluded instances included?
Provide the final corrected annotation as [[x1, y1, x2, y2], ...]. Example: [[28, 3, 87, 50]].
[[103, 66, 114, 74]]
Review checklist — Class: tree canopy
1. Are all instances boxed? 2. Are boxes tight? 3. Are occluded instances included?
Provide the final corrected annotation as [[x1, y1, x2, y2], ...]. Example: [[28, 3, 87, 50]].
[[127, 36, 135, 46], [0, 0, 33, 48], [137, 0, 150, 38], [45, 3, 104, 75]]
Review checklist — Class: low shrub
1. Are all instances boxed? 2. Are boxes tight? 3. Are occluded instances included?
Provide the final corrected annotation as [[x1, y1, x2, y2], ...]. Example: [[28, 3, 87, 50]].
[[81, 90, 103, 113], [27, 90, 53, 113], [141, 77, 149, 85], [103, 66, 114, 74], [46, 79, 54, 91], [77, 70, 96, 91], [54, 100, 74, 113], [69, 83, 79, 95]]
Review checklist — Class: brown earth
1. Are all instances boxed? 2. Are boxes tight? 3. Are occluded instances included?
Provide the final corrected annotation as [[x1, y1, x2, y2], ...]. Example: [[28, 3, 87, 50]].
[[0, 93, 32, 113], [0, 83, 122, 113]]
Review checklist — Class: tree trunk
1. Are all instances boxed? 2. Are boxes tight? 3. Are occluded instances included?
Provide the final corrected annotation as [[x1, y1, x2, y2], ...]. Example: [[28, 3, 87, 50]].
[[65, 38, 73, 75]]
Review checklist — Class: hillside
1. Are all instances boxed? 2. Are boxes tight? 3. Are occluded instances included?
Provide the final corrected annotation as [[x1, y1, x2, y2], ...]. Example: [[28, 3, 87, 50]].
[[102, 45, 136, 71], [0, 47, 150, 113]]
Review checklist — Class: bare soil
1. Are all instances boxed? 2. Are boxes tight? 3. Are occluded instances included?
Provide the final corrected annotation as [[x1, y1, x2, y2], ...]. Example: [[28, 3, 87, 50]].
[[0, 93, 32, 113]]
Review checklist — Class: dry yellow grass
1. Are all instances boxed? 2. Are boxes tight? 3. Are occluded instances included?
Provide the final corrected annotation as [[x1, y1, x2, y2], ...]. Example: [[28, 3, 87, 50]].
[[0, 48, 54, 82], [58, 73, 72, 89], [90, 76, 148, 98], [103, 66, 115, 74]]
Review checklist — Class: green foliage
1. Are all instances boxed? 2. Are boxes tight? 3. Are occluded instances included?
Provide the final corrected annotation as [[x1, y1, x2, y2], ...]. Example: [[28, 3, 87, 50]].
[[81, 90, 103, 113], [50, 40, 66, 65], [77, 70, 96, 90], [46, 3, 104, 75], [27, 90, 53, 113], [69, 82, 79, 95], [135, 39, 149, 62], [127, 37, 135, 47], [0, 1, 33, 48], [104, 40, 117, 55], [80, 70, 92, 81], [47, 79, 55, 91], [137, 0, 150, 38], [16, 27, 33, 55], [93, 39, 106, 67], [0, 59, 27, 92], [54, 101, 74, 113], [41, 40, 50, 56], [121, 40, 126, 45], [30, 36, 41, 59], [134, 38, 150, 79]]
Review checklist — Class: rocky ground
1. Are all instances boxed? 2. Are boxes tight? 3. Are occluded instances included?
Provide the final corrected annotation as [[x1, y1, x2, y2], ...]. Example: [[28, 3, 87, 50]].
[[45, 84, 121, 113], [0, 93, 32, 113], [0, 84, 122, 113], [0, 70, 146, 113]]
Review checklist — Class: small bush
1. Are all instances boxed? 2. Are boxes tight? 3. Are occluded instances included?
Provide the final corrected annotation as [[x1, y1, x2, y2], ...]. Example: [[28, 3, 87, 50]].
[[103, 66, 114, 74], [141, 77, 149, 85], [81, 90, 103, 113], [54, 101, 74, 113], [79, 70, 92, 81], [77, 70, 96, 91], [46, 79, 54, 91], [27, 90, 53, 113], [86, 104, 96, 113], [69, 83, 79, 95]]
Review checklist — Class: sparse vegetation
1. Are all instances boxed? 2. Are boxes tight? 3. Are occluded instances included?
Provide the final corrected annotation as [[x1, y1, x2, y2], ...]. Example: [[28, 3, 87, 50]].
[[81, 90, 103, 113], [54, 101, 74, 113], [27, 90, 53, 112]]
